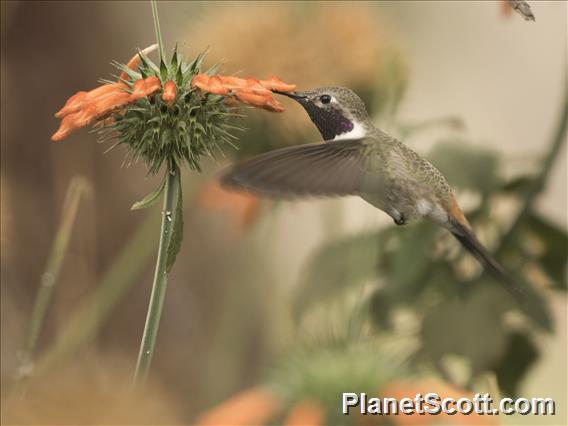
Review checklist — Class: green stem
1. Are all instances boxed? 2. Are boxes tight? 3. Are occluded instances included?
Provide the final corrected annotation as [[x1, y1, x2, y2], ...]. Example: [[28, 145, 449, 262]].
[[31, 174, 199, 377], [150, 0, 165, 60], [17, 177, 88, 379], [134, 165, 180, 384], [496, 80, 568, 256]]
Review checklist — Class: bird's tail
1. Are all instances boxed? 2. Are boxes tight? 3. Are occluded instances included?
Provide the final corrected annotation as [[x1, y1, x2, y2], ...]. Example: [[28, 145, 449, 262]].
[[449, 220, 526, 303]]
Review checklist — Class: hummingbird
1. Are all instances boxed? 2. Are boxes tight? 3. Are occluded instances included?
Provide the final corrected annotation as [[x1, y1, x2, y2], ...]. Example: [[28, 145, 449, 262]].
[[221, 87, 524, 300]]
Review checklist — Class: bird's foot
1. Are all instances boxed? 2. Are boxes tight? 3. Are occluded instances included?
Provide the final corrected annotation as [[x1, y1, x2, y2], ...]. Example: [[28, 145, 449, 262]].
[[393, 214, 408, 226]]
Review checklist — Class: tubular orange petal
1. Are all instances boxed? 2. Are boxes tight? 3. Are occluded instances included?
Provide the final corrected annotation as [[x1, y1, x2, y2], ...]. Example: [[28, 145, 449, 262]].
[[262, 96, 285, 112], [196, 388, 281, 426], [191, 73, 292, 112], [236, 91, 284, 112], [55, 91, 88, 118], [260, 76, 297, 92], [206, 76, 230, 95], [191, 73, 210, 91], [51, 106, 97, 141], [92, 91, 132, 116], [244, 77, 272, 95], [162, 80, 177, 105], [234, 90, 270, 106], [130, 76, 161, 100], [55, 83, 127, 118], [217, 75, 248, 90]]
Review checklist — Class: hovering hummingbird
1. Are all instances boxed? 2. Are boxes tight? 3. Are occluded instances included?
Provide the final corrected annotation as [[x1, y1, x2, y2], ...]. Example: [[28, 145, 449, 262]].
[[221, 87, 523, 300]]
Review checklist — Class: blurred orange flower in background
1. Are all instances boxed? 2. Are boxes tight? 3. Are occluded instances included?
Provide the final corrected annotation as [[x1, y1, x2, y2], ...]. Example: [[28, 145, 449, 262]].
[[196, 388, 281, 426], [196, 180, 261, 234], [196, 380, 499, 426], [379, 380, 499, 426]]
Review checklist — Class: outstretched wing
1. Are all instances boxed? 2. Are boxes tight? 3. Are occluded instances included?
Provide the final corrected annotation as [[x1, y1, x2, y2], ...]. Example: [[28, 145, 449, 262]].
[[220, 138, 380, 197]]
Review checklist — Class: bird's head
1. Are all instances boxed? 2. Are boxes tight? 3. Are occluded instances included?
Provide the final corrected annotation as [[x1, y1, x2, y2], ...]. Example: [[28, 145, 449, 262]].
[[274, 86, 372, 141]]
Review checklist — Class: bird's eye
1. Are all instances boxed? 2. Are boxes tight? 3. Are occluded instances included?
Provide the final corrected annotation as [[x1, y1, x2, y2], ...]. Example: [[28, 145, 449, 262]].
[[320, 94, 331, 104]]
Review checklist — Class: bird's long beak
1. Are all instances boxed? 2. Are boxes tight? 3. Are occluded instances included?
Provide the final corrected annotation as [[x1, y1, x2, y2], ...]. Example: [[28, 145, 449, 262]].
[[272, 90, 308, 102]]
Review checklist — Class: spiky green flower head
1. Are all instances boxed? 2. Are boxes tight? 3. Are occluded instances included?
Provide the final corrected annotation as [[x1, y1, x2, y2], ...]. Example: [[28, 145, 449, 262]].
[[100, 47, 241, 174], [267, 341, 404, 423]]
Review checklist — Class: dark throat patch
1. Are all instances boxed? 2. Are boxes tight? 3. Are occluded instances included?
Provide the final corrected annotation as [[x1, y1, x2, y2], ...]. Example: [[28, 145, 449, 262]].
[[302, 103, 354, 140]]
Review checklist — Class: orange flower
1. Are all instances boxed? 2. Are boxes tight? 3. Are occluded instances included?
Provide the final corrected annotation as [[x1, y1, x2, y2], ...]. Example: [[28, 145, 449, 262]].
[[52, 76, 162, 142], [378, 380, 499, 426], [52, 44, 165, 142], [197, 179, 261, 232], [130, 76, 161, 101], [195, 388, 281, 426], [191, 73, 296, 112], [283, 400, 325, 426], [162, 80, 177, 105]]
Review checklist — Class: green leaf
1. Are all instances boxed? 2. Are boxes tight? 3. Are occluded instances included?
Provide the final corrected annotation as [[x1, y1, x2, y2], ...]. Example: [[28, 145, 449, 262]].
[[502, 175, 535, 194], [165, 172, 183, 272], [419, 285, 510, 375], [159, 58, 168, 82], [368, 288, 393, 330], [131, 175, 167, 210], [111, 60, 141, 82], [524, 213, 568, 290], [189, 48, 208, 72], [492, 332, 539, 397], [428, 141, 501, 195], [293, 228, 397, 319], [387, 223, 437, 294], [170, 44, 178, 75], [176, 64, 184, 88], [137, 50, 160, 76]]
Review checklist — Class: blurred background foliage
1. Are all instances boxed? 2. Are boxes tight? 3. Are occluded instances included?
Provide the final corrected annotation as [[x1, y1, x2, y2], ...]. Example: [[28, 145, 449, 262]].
[[1, 1, 566, 425]]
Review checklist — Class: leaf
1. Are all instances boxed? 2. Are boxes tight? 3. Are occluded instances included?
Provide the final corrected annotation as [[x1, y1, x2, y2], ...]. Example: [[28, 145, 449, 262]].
[[368, 288, 393, 330], [165, 172, 183, 272], [524, 213, 568, 290], [501, 175, 535, 194], [159, 58, 169, 82], [131, 174, 167, 210], [293, 228, 397, 319], [190, 48, 208, 73], [137, 50, 160, 76], [419, 285, 510, 374], [492, 332, 539, 397], [170, 44, 178, 75], [387, 223, 437, 295], [515, 282, 552, 332], [428, 141, 501, 194]]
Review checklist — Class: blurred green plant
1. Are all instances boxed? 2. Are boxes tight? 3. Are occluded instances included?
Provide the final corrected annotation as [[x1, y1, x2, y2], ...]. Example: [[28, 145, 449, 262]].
[[16, 176, 91, 382], [27, 173, 203, 379], [292, 85, 567, 399]]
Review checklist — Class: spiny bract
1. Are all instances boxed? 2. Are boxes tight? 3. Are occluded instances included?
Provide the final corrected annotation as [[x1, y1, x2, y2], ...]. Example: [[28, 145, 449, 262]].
[[99, 47, 241, 173]]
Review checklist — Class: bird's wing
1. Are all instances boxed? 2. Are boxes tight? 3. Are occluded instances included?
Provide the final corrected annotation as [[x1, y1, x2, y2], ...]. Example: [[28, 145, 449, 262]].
[[220, 138, 380, 197]]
